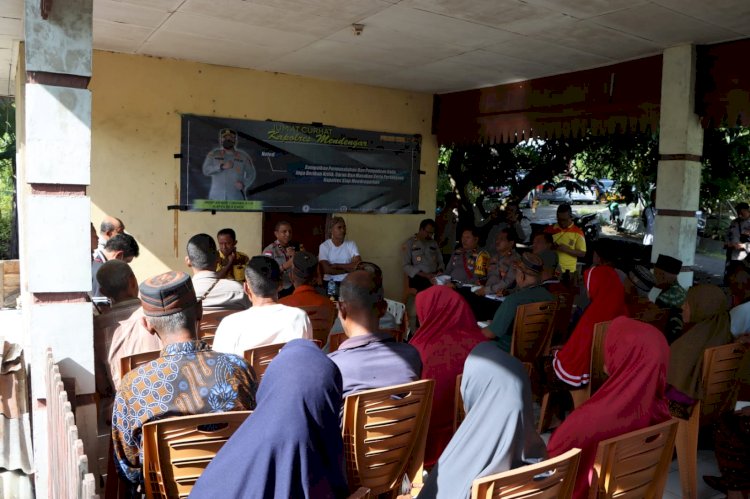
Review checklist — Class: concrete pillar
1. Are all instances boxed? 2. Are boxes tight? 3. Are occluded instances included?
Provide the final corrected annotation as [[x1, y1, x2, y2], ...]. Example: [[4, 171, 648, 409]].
[[17, 0, 93, 496], [653, 44, 703, 287]]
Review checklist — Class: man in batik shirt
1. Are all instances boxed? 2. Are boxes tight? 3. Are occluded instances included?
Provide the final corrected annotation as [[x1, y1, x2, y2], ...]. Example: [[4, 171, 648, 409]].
[[111, 271, 257, 494]]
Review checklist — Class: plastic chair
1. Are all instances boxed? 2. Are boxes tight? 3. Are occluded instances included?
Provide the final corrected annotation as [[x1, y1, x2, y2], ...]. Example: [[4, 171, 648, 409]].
[[197, 309, 237, 342], [589, 418, 678, 498], [675, 342, 745, 499], [243, 342, 286, 381], [299, 304, 336, 345], [142, 411, 252, 498], [385, 298, 407, 335], [471, 448, 582, 499], [537, 320, 610, 433], [342, 379, 434, 497], [454, 373, 464, 433], [510, 300, 557, 364], [329, 332, 347, 353], [119, 349, 160, 378]]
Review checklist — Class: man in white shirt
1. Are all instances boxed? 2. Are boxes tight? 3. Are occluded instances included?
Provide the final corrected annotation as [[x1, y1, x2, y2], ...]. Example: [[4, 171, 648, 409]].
[[318, 216, 361, 298], [212, 255, 312, 356]]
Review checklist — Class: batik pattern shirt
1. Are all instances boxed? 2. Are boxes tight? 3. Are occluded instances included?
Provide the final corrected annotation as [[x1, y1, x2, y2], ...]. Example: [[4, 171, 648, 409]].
[[656, 282, 688, 343], [111, 341, 257, 485]]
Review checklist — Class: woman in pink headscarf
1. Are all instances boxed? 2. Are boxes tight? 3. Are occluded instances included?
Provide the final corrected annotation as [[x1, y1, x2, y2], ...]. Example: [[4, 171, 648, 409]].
[[552, 265, 627, 387], [547, 316, 671, 498], [410, 286, 487, 468]]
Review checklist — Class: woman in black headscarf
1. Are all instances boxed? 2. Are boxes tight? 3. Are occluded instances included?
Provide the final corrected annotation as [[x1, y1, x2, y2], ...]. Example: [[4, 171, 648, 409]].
[[190, 339, 349, 498]]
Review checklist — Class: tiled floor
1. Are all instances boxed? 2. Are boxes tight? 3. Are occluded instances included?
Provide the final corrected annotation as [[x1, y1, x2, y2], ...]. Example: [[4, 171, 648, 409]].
[[663, 450, 724, 499]]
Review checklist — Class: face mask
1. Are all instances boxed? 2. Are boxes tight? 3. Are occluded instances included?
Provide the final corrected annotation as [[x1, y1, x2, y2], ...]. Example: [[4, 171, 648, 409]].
[[222, 140, 235, 149]]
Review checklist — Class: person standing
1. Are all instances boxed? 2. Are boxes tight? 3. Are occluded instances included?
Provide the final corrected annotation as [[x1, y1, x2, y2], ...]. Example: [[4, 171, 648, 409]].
[[726, 202, 750, 262], [318, 216, 361, 298], [202, 128, 256, 201], [437, 193, 459, 265], [642, 190, 657, 246], [263, 221, 296, 298], [545, 203, 586, 275]]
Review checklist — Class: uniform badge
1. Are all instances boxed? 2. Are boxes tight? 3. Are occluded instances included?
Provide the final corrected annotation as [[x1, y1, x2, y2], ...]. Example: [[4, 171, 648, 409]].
[[416, 256, 422, 262]]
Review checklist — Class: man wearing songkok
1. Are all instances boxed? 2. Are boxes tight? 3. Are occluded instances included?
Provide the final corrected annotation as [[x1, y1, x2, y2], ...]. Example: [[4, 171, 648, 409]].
[[484, 253, 555, 352], [186, 233, 249, 311], [445, 227, 490, 285], [328, 271, 422, 400], [213, 256, 312, 355], [654, 253, 687, 343], [280, 251, 336, 343], [111, 271, 257, 494]]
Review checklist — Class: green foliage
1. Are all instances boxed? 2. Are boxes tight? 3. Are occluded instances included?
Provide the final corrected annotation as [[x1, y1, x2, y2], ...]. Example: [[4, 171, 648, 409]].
[[0, 97, 16, 259]]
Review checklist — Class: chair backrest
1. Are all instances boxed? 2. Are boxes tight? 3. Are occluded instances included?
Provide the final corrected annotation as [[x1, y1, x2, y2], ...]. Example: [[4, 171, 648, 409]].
[[700, 342, 746, 423], [385, 298, 406, 330], [552, 291, 574, 344], [198, 309, 238, 340], [471, 448, 582, 499], [120, 349, 160, 378], [454, 373, 464, 433], [342, 379, 434, 496], [329, 332, 347, 353], [588, 321, 611, 396], [299, 305, 336, 345], [381, 328, 405, 343], [589, 418, 679, 499], [631, 307, 669, 332], [511, 300, 557, 363], [142, 411, 252, 499], [243, 342, 286, 381]]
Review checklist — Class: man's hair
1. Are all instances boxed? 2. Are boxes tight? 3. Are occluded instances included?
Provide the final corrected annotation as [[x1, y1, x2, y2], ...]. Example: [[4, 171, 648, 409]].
[[534, 232, 554, 246], [419, 218, 436, 230], [737, 202, 750, 212], [100, 217, 123, 234], [96, 260, 134, 299], [244, 256, 281, 297], [186, 234, 218, 271], [217, 228, 236, 240], [557, 203, 573, 215], [105, 233, 139, 259], [339, 271, 379, 312], [274, 220, 291, 231], [500, 227, 519, 244], [147, 307, 199, 337]]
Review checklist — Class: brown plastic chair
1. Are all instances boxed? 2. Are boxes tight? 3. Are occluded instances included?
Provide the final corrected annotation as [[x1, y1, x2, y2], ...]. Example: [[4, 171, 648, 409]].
[[630, 305, 669, 333], [589, 418, 679, 498], [198, 309, 237, 342], [381, 328, 406, 343], [342, 379, 434, 497], [142, 411, 252, 498], [537, 320, 610, 433], [675, 342, 745, 499], [510, 300, 557, 364], [299, 305, 336, 345], [471, 448, 582, 499], [552, 291, 574, 345], [243, 342, 286, 381], [329, 332, 347, 353], [119, 349, 160, 378], [454, 373, 464, 433]]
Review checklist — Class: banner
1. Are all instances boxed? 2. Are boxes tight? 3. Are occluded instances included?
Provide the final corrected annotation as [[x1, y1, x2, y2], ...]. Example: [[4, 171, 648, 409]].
[[180, 115, 422, 214]]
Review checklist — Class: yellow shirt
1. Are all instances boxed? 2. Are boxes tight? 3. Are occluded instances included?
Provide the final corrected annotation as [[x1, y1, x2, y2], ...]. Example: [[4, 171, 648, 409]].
[[216, 250, 250, 282], [546, 224, 586, 273]]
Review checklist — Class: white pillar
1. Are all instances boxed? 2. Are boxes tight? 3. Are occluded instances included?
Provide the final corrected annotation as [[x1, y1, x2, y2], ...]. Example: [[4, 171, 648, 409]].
[[17, 0, 94, 496], [653, 44, 704, 287]]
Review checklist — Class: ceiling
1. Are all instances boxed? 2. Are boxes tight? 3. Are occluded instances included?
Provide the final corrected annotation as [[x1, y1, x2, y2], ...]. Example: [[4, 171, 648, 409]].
[[0, 0, 749, 96]]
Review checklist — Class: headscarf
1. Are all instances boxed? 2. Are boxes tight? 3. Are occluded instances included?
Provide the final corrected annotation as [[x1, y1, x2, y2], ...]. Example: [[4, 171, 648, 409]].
[[410, 286, 488, 467], [668, 284, 733, 399], [553, 265, 627, 386], [419, 342, 546, 499], [548, 316, 671, 498], [190, 339, 348, 498]]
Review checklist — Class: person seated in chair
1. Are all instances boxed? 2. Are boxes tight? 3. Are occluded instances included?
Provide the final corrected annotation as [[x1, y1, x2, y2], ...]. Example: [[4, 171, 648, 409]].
[[186, 233, 249, 312], [445, 227, 490, 286], [280, 251, 336, 343], [653, 254, 687, 344], [483, 253, 555, 352], [328, 271, 422, 400], [111, 271, 257, 495]]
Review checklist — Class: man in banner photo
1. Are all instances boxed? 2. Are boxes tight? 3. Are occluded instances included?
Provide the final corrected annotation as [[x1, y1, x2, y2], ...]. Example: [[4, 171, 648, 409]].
[[202, 128, 256, 201]]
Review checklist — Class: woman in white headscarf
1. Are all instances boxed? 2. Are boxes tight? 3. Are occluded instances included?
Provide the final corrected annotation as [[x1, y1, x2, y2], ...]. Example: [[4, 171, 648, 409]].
[[418, 341, 547, 498]]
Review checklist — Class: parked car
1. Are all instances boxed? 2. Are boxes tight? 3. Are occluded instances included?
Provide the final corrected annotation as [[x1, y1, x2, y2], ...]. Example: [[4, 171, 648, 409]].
[[536, 180, 599, 204]]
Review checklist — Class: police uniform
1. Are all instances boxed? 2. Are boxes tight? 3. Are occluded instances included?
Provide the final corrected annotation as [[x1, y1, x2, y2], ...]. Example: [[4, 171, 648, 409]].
[[402, 235, 444, 292], [727, 217, 750, 261], [485, 251, 522, 294], [445, 248, 490, 285], [202, 147, 256, 201], [263, 240, 294, 294]]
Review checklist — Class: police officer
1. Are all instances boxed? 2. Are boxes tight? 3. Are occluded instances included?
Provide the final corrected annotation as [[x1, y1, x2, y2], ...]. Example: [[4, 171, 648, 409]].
[[202, 128, 256, 201], [403, 219, 444, 292], [445, 227, 490, 286]]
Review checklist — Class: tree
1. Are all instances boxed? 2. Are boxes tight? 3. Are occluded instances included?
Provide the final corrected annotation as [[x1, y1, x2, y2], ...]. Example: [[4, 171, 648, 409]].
[[0, 98, 16, 259]]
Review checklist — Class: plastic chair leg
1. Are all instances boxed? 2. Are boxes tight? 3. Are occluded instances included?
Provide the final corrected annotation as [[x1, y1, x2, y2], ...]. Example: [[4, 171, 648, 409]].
[[537, 392, 551, 434], [675, 407, 700, 499]]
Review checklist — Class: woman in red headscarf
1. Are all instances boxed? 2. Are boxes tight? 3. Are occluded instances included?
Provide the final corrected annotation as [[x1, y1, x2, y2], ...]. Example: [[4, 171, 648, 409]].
[[547, 316, 671, 498], [552, 265, 627, 387], [410, 286, 488, 468]]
